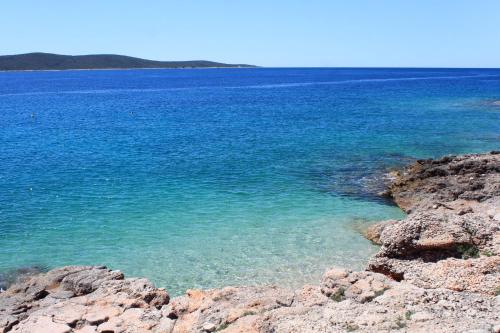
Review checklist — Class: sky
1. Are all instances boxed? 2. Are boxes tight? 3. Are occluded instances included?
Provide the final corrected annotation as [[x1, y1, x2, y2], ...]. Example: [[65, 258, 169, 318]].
[[1, 0, 499, 67]]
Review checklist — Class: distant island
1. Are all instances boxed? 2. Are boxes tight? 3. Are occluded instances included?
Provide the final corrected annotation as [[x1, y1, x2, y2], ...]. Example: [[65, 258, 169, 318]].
[[0, 52, 256, 71]]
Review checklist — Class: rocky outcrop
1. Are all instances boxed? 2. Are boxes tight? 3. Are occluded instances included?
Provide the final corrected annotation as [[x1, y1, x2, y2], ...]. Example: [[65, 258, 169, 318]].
[[384, 152, 500, 213], [0, 266, 169, 333], [368, 152, 500, 297], [2, 266, 498, 333], [1, 152, 499, 332]]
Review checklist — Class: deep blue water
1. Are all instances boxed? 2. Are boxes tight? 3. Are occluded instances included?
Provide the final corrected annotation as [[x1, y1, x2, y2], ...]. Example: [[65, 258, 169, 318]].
[[1, 68, 499, 294]]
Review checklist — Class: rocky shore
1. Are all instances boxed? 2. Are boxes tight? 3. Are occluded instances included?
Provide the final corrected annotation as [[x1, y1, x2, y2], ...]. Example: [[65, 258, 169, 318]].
[[1, 152, 499, 333]]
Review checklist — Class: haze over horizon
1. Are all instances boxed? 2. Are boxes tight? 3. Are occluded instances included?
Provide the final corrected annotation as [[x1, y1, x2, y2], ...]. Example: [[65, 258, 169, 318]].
[[2, 0, 500, 68]]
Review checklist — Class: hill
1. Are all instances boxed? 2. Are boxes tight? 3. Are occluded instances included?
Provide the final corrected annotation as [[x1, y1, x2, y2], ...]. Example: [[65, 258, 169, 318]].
[[0, 52, 255, 71]]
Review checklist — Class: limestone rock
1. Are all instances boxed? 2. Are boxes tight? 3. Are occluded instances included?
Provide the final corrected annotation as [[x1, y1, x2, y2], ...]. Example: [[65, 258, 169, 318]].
[[10, 315, 72, 333], [0, 266, 169, 333], [362, 219, 399, 245], [367, 152, 500, 296], [320, 268, 394, 303], [385, 152, 500, 213]]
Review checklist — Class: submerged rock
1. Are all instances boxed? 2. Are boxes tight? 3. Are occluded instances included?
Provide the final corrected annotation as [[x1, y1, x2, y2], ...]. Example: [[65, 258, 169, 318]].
[[0, 266, 47, 292]]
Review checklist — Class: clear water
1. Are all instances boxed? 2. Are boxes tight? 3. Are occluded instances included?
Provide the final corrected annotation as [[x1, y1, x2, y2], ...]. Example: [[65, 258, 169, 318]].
[[1, 68, 499, 295]]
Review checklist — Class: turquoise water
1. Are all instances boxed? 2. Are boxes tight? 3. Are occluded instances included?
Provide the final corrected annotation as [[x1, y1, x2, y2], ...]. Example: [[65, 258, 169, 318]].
[[1, 68, 499, 294]]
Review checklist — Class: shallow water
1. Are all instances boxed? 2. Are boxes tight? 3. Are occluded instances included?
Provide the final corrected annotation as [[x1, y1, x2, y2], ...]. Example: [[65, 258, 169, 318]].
[[1, 68, 499, 294]]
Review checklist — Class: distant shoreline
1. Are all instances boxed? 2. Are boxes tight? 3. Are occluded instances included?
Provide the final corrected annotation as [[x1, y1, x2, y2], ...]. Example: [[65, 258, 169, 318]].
[[0, 52, 256, 72], [0, 66, 256, 73]]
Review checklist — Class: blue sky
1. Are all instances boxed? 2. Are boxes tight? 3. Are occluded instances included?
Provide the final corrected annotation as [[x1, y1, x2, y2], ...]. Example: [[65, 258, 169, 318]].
[[2, 0, 499, 67]]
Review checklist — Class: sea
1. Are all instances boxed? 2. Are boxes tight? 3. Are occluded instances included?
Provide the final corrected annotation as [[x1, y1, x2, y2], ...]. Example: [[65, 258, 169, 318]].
[[1, 67, 499, 294]]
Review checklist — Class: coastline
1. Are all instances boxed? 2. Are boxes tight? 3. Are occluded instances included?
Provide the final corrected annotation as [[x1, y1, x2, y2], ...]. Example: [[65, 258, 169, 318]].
[[0, 66, 257, 73], [0, 52, 257, 72], [1, 152, 499, 332]]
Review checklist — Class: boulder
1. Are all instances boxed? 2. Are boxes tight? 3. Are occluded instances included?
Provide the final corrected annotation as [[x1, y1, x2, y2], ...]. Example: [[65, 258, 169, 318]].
[[320, 268, 394, 303], [0, 266, 169, 333]]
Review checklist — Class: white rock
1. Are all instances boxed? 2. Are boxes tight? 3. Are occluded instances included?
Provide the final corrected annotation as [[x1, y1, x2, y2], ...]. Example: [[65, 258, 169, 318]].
[[202, 322, 217, 332]]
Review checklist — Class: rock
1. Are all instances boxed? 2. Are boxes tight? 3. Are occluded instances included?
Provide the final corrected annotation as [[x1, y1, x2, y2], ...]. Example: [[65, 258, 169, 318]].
[[10, 316, 72, 333], [0, 315, 19, 333], [0, 266, 169, 333], [320, 268, 393, 303], [0, 266, 46, 292], [169, 286, 294, 333], [52, 304, 85, 325], [367, 152, 500, 296], [83, 306, 121, 325], [386, 153, 499, 212], [96, 316, 124, 333], [74, 327, 97, 333], [371, 210, 497, 260], [201, 322, 216, 332], [362, 220, 398, 245], [411, 311, 433, 322], [368, 256, 500, 295], [153, 317, 175, 333]]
